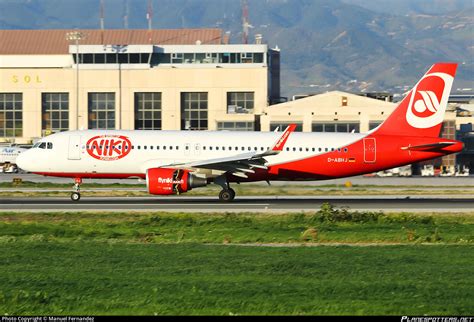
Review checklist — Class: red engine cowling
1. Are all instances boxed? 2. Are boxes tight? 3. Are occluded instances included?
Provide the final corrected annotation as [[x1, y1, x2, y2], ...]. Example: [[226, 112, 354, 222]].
[[146, 168, 207, 195]]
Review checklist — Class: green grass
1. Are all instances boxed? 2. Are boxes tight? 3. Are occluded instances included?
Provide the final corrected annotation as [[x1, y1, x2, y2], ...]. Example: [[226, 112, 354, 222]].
[[0, 208, 473, 315], [0, 243, 472, 315], [1, 207, 473, 244]]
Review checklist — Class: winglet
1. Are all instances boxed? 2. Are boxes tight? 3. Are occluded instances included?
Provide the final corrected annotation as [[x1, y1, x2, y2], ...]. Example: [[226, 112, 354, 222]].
[[272, 124, 297, 151]]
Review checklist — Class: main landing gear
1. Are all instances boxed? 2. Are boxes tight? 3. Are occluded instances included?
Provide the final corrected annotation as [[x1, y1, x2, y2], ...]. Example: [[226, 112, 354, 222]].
[[215, 175, 235, 202], [219, 187, 235, 202], [71, 177, 82, 201]]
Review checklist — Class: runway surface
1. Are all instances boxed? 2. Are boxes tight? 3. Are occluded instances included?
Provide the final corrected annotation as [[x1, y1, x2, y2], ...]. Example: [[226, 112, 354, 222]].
[[1, 196, 473, 212]]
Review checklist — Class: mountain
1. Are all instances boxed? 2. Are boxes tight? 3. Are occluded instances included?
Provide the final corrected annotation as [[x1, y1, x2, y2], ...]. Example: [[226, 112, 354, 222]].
[[0, 0, 472, 98]]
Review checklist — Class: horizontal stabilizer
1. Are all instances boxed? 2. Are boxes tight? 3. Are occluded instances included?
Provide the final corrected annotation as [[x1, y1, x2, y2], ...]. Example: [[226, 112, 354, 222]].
[[401, 142, 456, 152]]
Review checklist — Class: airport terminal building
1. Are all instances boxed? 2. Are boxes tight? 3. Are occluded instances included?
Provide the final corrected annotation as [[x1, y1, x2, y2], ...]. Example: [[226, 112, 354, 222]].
[[1, 28, 473, 170], [0, 29, 279, 141]]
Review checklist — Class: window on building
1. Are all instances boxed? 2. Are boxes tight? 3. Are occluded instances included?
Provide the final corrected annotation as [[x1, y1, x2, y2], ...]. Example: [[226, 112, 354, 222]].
[[217, 121, 254, 131], [181, 92, 208, 130], [241, 53, 253, 63], [42, 93, 69, 134], [227, 92, 254, 114], [134, 93, 162, 130], [312, 122, 360, 133], [369, 121, 383, 131], [171, 53, 183, 64], [0, 93, 22, 137], [253, 53, 264, 63], [88, 93, 115, 129], [106, 53, 117, 64], [270, 123, 303, 132]]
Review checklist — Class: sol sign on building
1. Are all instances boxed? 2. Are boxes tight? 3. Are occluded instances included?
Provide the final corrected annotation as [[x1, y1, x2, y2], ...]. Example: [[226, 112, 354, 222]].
[[86, 135, 131, 161]]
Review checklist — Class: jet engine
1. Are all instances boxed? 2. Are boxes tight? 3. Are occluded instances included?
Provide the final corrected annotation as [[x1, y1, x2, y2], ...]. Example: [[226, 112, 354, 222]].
[[146, 168, 207, 195]]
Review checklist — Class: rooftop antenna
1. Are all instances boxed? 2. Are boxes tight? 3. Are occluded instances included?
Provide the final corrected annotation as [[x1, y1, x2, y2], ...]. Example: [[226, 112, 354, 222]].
[[147, 0, 153, 43], [241, 0, 252, 44], [100, 0, 105, 44], [123, 0, 129, 29]]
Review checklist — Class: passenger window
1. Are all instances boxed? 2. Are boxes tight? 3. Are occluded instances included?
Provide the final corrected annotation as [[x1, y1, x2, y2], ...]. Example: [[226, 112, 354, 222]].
[[176, 146, 179, 150], [144, 146, 147, 150], [163, 146, 166, 150], [344, 148, 348, 153], [293, 147, 296, 152], [138, 146, 141, 150], [286, 147, 289, 151], [156, 146, 160, 150], [299, 148, 302, 152], [150, 146, 153, 150], [325, 148, 328, 152]]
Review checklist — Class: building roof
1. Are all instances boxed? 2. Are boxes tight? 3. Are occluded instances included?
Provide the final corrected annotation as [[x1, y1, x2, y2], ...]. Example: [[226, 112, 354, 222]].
[[0, 29, 222, 55], [268, 91, 396, 112]]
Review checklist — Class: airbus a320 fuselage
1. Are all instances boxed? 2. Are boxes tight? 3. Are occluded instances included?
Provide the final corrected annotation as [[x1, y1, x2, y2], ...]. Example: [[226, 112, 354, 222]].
[[17, 63, 464, 201]]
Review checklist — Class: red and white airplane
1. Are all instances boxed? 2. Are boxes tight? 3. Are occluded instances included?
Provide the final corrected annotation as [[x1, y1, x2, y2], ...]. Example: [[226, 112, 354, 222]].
[[16, 63, 464, 201]]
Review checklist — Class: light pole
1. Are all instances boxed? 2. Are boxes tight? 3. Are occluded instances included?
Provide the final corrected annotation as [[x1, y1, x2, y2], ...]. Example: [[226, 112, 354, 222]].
[[65, 31, 85, 130]]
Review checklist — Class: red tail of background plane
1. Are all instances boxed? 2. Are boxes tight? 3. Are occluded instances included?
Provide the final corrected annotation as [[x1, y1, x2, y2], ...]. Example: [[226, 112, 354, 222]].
[[374, 63, 457, 138]]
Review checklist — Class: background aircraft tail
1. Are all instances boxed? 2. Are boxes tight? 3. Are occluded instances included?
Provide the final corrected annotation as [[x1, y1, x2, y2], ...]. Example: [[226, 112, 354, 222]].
[[374, 63, 457, 138]]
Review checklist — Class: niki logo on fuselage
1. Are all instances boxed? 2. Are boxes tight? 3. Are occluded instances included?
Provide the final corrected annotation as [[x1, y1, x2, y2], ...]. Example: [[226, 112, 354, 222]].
[[86, 135, 131, 161], [406, 72, 453, 129]]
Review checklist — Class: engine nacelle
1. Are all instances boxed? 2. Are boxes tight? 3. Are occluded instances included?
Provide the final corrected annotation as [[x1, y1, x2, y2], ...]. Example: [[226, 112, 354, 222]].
[[146, 168, 207, 195]]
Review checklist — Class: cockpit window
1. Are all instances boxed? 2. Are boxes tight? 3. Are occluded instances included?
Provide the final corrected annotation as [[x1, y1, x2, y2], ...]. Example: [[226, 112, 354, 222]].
[[47, 142, 53, 149], [33, 142, 40, 148], [38, 142, 46, 149]]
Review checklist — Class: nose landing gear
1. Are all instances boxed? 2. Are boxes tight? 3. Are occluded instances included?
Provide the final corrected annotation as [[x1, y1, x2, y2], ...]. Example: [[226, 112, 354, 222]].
[[71, 177, 82, 201]]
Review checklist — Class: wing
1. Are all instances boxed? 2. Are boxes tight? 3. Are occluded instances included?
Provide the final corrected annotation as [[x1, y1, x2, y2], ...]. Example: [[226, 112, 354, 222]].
[[161, 124, 297, 178]]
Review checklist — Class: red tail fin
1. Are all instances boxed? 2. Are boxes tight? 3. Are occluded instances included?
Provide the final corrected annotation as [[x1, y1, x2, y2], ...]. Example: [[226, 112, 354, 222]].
[[375, 63, 457, 137]]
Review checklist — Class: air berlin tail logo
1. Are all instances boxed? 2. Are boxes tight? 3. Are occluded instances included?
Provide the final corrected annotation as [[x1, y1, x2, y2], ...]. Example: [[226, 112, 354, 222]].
[[406, 72, 453, 129], [86, 135, 131, 161]]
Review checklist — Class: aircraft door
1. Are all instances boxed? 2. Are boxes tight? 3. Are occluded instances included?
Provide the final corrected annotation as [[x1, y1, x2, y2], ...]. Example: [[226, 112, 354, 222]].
[[68, 135, 82, 160], [363, 138, 376, 163], [194, 143, 201, 156]]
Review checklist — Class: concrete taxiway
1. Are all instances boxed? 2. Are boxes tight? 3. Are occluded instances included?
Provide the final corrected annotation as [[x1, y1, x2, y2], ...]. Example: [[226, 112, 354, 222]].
[[1, 196, 473, 212]]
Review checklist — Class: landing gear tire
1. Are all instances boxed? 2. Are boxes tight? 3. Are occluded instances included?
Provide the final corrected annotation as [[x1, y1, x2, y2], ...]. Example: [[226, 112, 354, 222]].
[[71, 192, 81, 201], [219, 188, 235, 202]]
